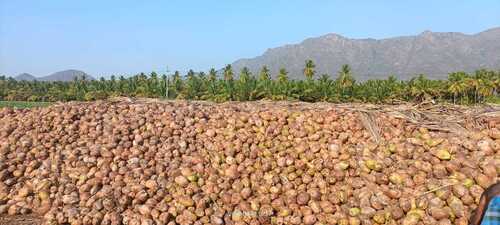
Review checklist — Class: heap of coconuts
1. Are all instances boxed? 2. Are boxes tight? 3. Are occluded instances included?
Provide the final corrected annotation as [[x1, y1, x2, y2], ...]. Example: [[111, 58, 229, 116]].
[[0, 101, 498, 225]]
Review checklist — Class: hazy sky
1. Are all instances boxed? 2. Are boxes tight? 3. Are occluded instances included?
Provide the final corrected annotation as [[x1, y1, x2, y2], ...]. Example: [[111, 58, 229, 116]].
[[1, 0, 499, 77]]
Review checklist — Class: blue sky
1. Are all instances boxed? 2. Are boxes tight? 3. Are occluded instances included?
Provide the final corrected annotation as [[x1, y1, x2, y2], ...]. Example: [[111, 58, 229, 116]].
[[1, 0, 499, 77]]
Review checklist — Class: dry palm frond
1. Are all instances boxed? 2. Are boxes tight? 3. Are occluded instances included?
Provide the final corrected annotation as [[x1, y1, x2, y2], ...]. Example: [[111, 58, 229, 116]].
[[358, 111, 382, 143]]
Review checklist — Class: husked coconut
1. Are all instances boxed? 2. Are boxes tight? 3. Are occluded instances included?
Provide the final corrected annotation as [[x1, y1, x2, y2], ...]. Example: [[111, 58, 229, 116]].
[[0, 101, 496, 225]]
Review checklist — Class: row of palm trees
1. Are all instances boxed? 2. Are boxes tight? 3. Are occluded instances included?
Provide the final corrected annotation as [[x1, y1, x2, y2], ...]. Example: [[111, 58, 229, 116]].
[[1, 61, 499, 104]]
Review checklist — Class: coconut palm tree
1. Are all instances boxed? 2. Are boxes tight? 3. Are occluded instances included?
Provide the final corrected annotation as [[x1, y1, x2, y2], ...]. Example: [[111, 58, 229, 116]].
[[447, 72, 467, 104], [336, 64, 355, 100], [277, 68, 289, 84], [184, 70, 202, 99], [172, 71, 182, 99], [448, 82, 462, 104], [465, 77, 480, 103], [259, 66, 270, 81], [206, 68, 218, 99], [257, 66, 271, 99], [318, 74, 332, 101], [274, 68, 290, 99], [223, 65, 235, 100], [478, 78, 494, 102], [408, 75, 431, 102], [223, 65, 234, 82], [303, 60, 316, 80], [237, 67, 252, 101]]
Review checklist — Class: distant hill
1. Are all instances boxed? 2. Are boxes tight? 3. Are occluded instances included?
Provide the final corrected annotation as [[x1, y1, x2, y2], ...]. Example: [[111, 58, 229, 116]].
[[39, 70, 93, 82], [231, 27, 500, 81], [13, 70, 94, 82], [14, 73, 37, 81]]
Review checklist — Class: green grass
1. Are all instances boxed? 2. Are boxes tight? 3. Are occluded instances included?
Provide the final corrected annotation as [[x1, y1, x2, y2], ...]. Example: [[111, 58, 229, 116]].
[[0, 101, 52, 108]]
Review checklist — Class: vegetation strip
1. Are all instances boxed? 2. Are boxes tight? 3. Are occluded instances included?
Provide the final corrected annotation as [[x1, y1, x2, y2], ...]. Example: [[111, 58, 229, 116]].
[[0, 101, 51, 109], [1, 62, 498, 104]]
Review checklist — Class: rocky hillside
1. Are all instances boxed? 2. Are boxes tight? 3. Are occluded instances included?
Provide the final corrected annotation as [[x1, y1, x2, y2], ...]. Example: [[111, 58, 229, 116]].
[[232, 27, 500, 80]]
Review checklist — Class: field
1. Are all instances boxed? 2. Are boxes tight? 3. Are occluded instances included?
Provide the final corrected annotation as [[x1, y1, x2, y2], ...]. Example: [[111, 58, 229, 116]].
[[0, 100, 498, 225], [0, 101, 51, 109]]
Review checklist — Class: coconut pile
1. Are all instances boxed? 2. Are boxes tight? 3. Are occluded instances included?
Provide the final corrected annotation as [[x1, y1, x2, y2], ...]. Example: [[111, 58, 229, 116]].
[[0, 100, 499, 225]]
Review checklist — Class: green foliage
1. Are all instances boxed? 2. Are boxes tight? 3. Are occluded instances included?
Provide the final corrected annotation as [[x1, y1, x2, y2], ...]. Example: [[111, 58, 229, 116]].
[[0, 101, 51, 108], [1, 63, 499, 105]]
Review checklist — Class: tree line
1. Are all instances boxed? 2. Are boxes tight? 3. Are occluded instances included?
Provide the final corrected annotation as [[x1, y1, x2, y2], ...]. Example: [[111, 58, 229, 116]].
[[1, 61, 499, 104]]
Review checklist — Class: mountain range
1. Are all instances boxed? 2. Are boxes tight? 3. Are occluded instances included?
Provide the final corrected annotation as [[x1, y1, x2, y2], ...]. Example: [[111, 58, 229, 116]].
[[231, 27, 500, 81], [13, 70, 94, 82], [10, 27, 500, 82]]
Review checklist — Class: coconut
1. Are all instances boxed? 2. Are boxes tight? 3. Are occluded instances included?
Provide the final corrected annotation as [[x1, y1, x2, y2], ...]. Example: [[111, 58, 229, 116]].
[[434, 149, 451, 160], [0, 101, 494, 225]]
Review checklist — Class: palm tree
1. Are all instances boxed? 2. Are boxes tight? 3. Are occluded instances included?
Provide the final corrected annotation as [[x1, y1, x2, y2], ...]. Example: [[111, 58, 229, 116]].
[[277, 68, 289, 84], [478, 78, 494, 102], [275, 68, 289, 98], [493, 73, 500, 96], [336, 64, 355, 100], [408, 74, 446, 102], [447, 72, 467, 104], [256, 66, 272, 99], [209, 68, 217, 82], [148, 72, 159, 96], [259, 66, 270, 81], [318, 74, 332, 101], [465, 77, 480, 103], [223, 64, 234, 82], [237, 67, 252, 101], [385, 75, 403, 102], [161, 74, 168, 98], [207, 68, 218, 98], [172, 71, 182, 99], [118, 75, 126, 95], [223, 65, 235, 100], [303, 60, 316, 80], [447, 82, 460, 104], [184, 70, 201, 99], [239, 67, 250, 83], [109, 75, 117, 92]]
